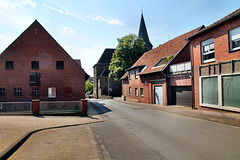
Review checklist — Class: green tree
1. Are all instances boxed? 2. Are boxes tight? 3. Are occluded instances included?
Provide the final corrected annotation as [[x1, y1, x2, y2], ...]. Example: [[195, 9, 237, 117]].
[[109, 34, 145, 81], [85, 80, 93, 94]]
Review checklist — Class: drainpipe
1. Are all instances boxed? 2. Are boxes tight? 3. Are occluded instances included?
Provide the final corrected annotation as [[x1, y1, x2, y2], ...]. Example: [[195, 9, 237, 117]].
[[189, 41, 195, 109]]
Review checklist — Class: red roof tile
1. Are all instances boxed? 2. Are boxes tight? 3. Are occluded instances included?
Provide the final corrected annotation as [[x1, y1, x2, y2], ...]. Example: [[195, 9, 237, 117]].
[[129, 27, 201, 75]]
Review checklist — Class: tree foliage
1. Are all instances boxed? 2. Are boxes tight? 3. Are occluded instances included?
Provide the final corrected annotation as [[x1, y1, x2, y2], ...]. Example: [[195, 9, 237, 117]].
[[109, 34, 145, 81], [85, 80, 93, 94]]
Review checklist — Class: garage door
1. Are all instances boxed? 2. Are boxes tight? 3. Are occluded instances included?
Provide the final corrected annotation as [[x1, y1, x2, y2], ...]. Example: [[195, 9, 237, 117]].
[[172, 86, 192, 107]]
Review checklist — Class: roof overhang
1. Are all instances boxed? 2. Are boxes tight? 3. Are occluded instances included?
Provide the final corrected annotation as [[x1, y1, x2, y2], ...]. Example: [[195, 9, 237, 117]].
[[125, 65, 146, 71]]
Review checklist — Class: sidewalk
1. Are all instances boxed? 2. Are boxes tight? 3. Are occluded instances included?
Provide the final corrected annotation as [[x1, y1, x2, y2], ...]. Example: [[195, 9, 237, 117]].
[[0, 102, 104, 159], [113, 98, 240, 127]]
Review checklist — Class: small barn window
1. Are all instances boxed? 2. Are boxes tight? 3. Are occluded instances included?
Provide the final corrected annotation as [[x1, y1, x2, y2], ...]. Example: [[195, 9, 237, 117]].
[[56, 61, 64, 69], [31, 87, 39, 96], [30, 73, 40, 86], [31, 61, 39, 69], [14, 88, 22, 96], [6, 61, 14, 70], [0, 88, 5, 96]]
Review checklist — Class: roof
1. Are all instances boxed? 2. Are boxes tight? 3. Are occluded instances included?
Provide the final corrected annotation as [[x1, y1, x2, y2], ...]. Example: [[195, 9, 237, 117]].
[[74, 59, 82, 68], [98, 69, 110, 77], [138, 14, 153, 48], [121, 26, 201, 79], [95, 48, 115, 65], [188, 8, 240, 39]]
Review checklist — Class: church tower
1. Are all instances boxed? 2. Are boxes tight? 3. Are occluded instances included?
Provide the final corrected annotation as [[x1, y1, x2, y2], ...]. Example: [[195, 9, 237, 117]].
[[138, 13, 153, 52]]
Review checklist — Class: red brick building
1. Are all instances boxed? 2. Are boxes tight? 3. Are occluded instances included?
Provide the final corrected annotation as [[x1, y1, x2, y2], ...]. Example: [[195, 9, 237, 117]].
[[121, 27, 201, 106], [188, 9, 240, 112], [0, 20, 88, 102]]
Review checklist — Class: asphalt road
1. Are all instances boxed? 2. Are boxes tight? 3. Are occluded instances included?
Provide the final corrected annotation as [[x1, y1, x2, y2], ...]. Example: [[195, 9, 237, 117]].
[[91, 99, 240, 160]]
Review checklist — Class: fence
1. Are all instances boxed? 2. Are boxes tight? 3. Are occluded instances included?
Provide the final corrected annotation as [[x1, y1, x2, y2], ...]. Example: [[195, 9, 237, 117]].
[[0, 102, 32, 113], [39, 101, 82, 114]]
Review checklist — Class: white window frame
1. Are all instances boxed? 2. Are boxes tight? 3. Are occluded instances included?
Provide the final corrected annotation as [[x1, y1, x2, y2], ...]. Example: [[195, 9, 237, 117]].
[[135, 88, 138, 97], [229, 26, 240, 51], [170, 61, 191, 73], [129, 87, 132, 96], [140, 88, 143, 97], [135, 70, 138, 79], [129, 72, 131, 80], [201, 38, 215, 63], [48, 87, 56, 98], [199, 73, 240, 112]]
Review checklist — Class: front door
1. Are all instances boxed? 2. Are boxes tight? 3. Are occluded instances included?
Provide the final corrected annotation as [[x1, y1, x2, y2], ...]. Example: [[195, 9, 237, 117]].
[[154, 86, 163, 105]]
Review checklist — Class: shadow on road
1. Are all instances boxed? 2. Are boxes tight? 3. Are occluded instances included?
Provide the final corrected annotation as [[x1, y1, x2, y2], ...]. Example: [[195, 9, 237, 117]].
[[89, 101, 112, 116]]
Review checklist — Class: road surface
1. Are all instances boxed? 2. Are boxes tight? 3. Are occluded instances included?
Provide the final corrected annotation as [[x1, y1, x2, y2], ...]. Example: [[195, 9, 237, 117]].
[[91, 99, 240, 160]]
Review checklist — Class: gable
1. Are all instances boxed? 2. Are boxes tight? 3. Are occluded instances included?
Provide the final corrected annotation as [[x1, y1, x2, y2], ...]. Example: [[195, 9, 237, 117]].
[[96, 48, 115, 64], [0, 20, 85, 74]]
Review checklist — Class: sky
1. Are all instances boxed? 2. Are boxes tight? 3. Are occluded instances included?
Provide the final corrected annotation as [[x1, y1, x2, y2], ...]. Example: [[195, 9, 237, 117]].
[[0, 0, 239, 77]]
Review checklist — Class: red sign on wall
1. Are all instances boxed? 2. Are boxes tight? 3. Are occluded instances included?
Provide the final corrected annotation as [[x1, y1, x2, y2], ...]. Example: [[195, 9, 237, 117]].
[[143, 81, 149, 86]]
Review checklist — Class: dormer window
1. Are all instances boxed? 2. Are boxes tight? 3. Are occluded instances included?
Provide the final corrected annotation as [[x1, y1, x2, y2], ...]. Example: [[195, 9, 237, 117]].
[[129, 72, 131, 80], [154, 57, 168, 67], [135, 70, 138, 79]]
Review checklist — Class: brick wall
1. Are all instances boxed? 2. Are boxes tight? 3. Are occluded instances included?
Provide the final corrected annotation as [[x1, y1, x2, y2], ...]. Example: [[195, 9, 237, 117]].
[[191, 15, 240, 109], [122, 71, 167, 105], [0, 20, 86, 102]]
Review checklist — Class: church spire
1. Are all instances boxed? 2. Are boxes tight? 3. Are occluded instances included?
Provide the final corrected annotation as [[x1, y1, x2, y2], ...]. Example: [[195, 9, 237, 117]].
[[138, 13, 153, 52]]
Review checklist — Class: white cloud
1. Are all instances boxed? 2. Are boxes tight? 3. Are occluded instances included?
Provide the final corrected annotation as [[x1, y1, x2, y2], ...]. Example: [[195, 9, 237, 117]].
[[59, 26, 75, 36], [43, 4, 64, 14], [42, 4, 87, 22], [0, 0, 36, 10], [42, 4, 124, 27], [88, 15, 125, 26]]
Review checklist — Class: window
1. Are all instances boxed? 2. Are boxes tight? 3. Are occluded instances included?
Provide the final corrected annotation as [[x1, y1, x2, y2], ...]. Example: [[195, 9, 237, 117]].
[[30, 73, 40, 86], [222, 75, 240, 108], [140, 88, 143, 97], [135, 70, 138, 79], [48, 87, 56, 98], [31, 61, 39, 69], [14, 88, 22, 96], [202, 77, 218, 105], [6, 61, 14, 70], [201, 38, 215, 63], [129, 72, 131, 80], [170, 61, 191, 73], [154, 57, 168, 67], [129, 87, 132, 96], [56, 61, 64, 69], [31, 87, 39, 96], [229, 26, 240, 51], [135, 88, 138, 97], [0, 88, 5, 96]]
